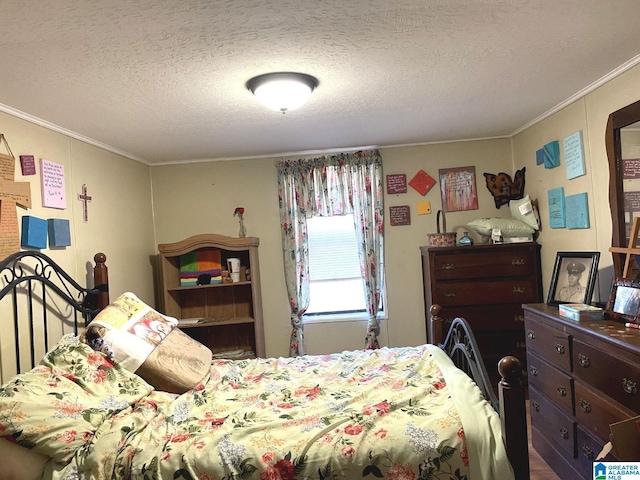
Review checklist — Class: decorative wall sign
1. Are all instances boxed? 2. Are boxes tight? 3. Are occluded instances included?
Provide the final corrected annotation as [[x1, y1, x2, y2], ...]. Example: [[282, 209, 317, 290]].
[[416, 201, 431, 215], [0, 151, 32, 258], [389, 205, 411, 226], [623, 159, 640, 179], [20, 155, 36, 175], [483, 167, 526, 208], [537, 140, 561, 169], [48, 218, 71, 247], [625, 191, 640, 213], [408, 169, 437, 196], [21, 215, 47, 249], [386, 174, 407, 194], [564, 131, 586, 179], [439, 166, 478, 212], [548, 187, 566, 228], [41, 158, 66, 209], [565, 192, 590, 229]]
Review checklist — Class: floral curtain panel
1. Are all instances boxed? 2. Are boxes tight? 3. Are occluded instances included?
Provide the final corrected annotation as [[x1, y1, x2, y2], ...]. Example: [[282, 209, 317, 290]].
[[276, 150, 384, 356]]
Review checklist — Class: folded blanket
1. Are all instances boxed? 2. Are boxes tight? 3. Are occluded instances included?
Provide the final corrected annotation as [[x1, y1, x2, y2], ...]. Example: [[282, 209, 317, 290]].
[[180, 249, 222, 285], [83, 292, 212, 393]]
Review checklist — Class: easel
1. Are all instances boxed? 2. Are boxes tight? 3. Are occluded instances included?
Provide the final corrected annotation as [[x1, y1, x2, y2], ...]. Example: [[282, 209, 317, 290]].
[[610, 217, 640, 279]]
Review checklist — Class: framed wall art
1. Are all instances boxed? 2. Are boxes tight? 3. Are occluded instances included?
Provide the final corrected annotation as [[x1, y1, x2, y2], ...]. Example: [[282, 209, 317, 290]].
[[547, 251, 600, 306], [438, 166, 478, 212]]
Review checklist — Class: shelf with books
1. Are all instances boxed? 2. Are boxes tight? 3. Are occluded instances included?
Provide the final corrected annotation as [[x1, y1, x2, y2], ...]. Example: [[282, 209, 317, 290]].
[[158, 234, 264, 358]]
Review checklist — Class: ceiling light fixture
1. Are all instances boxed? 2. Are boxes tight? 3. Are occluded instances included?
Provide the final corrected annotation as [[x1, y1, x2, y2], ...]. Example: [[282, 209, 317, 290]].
[[247, 72, 318, 113]]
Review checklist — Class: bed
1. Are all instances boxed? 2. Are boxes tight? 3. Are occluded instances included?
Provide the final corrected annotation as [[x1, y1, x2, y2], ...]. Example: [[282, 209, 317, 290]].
[[0, 251, 529, 480]]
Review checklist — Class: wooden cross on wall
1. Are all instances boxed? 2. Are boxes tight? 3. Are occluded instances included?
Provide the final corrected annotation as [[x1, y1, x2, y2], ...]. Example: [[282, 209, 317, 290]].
[[78, 184, 92, 223], [0, 152, 32, 259], [610, 216, 640, 279]]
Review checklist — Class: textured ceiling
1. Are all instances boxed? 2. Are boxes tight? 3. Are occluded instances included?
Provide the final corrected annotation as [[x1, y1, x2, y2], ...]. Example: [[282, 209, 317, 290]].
[[1, 0, 640, 165]]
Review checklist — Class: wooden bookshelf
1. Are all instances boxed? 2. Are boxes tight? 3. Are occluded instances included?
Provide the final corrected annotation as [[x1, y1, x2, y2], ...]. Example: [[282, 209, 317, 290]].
[[157, 234, 265, 358]]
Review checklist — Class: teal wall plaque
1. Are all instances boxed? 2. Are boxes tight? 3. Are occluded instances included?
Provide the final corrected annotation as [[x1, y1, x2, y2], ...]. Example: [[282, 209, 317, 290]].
[[566, 192, 590, 229], [537, 140, 560, 169], [548, 187, 566, 228], [564, 131, 586, 179]]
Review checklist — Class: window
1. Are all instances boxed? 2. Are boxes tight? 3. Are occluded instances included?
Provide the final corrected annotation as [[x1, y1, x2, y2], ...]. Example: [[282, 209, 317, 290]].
[[305, 214, 385, 319]]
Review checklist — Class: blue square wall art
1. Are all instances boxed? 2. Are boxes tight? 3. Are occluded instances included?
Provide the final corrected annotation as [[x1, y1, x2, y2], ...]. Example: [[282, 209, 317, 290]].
[[566, 193, 590, 229], [21, 215, 48, 249], [48, 218, 71, 247]]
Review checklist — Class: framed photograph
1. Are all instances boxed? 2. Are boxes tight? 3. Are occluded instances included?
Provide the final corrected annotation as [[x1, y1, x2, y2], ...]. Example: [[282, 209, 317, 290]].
[[606, 278, 640, 324], [547, 251, 600, 306]]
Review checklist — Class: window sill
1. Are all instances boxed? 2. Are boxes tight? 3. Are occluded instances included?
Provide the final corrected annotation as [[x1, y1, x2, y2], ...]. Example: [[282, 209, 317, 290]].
[[303, 311, 387, 324]]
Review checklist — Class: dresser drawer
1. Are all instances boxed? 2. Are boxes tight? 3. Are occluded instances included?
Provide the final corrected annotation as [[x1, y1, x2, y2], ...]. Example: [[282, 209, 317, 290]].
[[576, 425, 615, 478], [525, 320, 571, 372], [435, 304, 525, 331], [574, 381, 636, 442], [530, 387, 576, 458], [433, 279, 539, 306], [528, 351, 573, 415], [476, 330, 525, 357], [432, 248, 536, 280], [573, 339, 640, 412]]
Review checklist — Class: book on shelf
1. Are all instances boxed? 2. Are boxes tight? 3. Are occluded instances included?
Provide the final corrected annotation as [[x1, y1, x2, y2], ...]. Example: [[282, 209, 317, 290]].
[[178, 317, 203, 325], [558, 303, 603, 321]]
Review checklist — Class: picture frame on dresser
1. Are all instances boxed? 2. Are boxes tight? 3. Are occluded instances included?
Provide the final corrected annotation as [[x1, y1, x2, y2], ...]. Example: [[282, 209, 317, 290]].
[[546, 251, 600, 306], [606, 277, 640, 324]]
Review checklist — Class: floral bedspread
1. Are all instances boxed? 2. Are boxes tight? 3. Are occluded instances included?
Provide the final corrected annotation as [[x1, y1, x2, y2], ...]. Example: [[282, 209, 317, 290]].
[[0, 335, 513, 480]]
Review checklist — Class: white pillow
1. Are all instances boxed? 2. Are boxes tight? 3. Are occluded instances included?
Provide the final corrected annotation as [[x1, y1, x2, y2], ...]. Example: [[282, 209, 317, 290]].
[[467, 217, 535, 237], [509, 195, 540, 230]]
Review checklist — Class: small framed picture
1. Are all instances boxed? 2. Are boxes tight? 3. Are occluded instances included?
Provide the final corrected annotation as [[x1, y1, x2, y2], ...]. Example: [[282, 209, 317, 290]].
[[606, 278, 640, 324], [547, 251, 600, 306]]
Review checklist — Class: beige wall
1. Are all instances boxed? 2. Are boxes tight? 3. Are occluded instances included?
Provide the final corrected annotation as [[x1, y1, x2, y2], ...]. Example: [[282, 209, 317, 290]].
[[511, 62, 640, 303], [0, 111, 156, 382], [3, 60, 640, 364], [151, 139, 513, 357]]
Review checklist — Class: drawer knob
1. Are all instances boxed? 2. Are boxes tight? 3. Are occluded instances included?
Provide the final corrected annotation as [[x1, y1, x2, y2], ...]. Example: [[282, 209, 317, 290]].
[[514, 314, 524, 322], [444, 291, 456, 298], [531, 400, 540, 412], [578, 354, 590, 368], [559, 426, 569, 439], [555, 343, 565, 355], [513, 286, 526, 294], [581, 444, 595, 460], [529, 366, 538, 376], [527, 330, 536, 340], [623, 378, 638, 395], [580, 399, 591, 413], [512, 258, 525, 266], [442, 263, 455, 270], [557, 386, 567, 397]]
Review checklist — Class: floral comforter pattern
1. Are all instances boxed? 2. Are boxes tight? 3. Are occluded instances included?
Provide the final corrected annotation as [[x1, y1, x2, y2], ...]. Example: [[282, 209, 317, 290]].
[[0, 335, 513, 480]]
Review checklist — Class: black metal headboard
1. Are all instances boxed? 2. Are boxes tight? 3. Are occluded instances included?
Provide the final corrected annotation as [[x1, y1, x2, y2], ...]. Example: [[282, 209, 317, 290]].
[[0, 251, 107, 374], [438, 316, 499, 411]]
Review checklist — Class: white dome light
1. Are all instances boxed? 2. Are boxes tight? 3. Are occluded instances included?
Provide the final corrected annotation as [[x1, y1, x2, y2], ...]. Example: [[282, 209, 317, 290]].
[[247, 72, 318, 113]]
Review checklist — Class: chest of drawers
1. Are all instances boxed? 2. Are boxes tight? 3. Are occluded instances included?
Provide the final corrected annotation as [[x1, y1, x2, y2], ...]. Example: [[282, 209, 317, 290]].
[[420, 243, 542, 382], [524, 304, 640, 479]]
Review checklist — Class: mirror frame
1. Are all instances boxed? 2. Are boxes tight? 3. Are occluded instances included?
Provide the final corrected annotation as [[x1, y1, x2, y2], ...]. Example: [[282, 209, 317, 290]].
[[606, 98, 640, 276]]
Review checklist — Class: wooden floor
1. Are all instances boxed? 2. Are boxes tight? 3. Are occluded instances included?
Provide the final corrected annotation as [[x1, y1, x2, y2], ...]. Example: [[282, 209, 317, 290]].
[[527, 402, 560, 480]]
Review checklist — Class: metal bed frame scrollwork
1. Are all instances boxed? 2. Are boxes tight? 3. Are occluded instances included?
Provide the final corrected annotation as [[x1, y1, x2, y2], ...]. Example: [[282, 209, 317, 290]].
[[0, 251, 109, 374]]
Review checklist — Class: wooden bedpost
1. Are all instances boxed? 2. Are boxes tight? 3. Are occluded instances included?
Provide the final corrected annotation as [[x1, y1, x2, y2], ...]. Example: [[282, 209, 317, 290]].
[[93, 252, 109, 309], [428, 304, 445, 344], [498, 355, 529, 480]]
